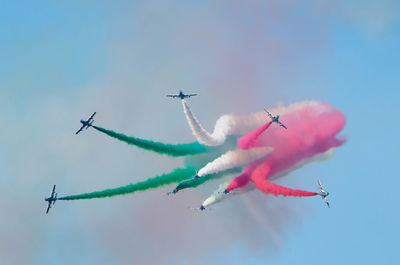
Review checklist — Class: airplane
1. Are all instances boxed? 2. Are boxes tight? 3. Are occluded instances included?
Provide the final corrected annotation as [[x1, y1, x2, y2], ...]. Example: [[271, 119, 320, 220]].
[[75, 112, 96, 135], [166, 90, 197, 99], [44, 185, 57, 214], [165, 188, 178, 196], [164, 174, 199, 195], [187, 205, 210, 211], [318, 180, 330, 208], [264, 109, 287, 129]]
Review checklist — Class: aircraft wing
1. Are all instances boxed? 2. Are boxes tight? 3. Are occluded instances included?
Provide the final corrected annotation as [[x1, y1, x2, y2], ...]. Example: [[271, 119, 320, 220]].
[[264, 109, 274, 119], [166, 95, 178, 98], [46, 202, 51, 214], [318, 180, 323, 191], [278, 121, 287, 129], [186, 94, 197, 98], [324, 197, 330, 208], [75, 125, 85, 135], [88, 112, 96, 121]]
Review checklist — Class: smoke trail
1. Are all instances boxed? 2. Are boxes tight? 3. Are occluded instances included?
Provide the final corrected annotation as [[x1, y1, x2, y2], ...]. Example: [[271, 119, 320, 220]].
[[200, 180, 255, 210], [237, 121, 272, 150], [182, 100, 232, 146], [59, 167, 196, 200], [170, 167, 242, 194], [226, 162, 259, 192], [252, 173, 318, 197], [93, 125, 210, 156], [197, 147, 273, 177]]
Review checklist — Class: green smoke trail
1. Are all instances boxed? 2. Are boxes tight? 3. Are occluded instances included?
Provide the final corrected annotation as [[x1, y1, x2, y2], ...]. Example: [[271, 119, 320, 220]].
[[59, 167, 196, 200], [171, 167, 243, 193], [93, 125, 210, 157]]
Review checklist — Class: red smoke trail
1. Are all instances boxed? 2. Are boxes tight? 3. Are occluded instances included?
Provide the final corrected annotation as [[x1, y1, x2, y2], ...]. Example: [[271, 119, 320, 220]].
[[237, 121, 272, 150], [226, 162, 259, 192], [228, 102, 346, 196], [251, 162, 317, 197]]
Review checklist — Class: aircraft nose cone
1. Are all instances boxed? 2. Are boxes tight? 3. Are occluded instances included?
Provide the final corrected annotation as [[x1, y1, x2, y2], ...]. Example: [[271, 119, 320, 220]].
[[224, 189, 229, 194], [200, 205, 205, 211]]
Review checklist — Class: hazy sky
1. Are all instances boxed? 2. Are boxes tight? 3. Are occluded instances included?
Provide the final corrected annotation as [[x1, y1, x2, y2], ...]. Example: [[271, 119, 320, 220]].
[[0, 1, 399, 264]]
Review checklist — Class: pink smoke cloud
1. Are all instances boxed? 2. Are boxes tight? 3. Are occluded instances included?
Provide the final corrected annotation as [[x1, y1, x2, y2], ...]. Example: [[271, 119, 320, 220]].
[[228, 102, 346, 196]]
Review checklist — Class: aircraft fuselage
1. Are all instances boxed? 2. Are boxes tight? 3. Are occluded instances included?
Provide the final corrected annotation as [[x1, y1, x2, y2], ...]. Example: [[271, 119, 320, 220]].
[[80, 120, 93, 128], [319, 191, 329, 197]]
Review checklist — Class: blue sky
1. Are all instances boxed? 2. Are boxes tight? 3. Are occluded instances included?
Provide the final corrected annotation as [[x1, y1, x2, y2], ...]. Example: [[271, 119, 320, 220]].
[[0, 1, 399, 265]]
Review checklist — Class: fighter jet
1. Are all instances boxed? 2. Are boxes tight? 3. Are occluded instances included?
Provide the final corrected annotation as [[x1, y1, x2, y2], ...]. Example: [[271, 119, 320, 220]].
[[166, 90, 197, 99], [75, 112, 96, 134], [318, 180, 330, 208], [264, 109, 287, 129], [187, 205, 210, 211], [165, 188, 178, 196], [165, 175, 199, 195], [44, 185, 57, 214]]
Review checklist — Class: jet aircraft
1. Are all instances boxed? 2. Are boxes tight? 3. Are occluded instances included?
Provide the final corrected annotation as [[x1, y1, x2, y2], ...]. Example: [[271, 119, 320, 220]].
[[318, 180, 330, 208], [166, 90, 197, 99], [45, 185, 57, 214], [76, 112, 96, 135], [264, 109, 287, 129]]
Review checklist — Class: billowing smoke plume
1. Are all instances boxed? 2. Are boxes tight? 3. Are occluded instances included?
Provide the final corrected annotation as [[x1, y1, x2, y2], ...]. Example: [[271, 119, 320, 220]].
[[93, 125, 210, 156], [227, 101, 346, 197], [197, 147, 273, 177]]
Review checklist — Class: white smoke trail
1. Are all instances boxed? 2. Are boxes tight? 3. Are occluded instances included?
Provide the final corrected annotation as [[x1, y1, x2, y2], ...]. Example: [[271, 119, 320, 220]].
[[182, 100, 331, 146], [197, 147, 273, 177], [200, 148, 337, 209], [182, 99, 230, 146]]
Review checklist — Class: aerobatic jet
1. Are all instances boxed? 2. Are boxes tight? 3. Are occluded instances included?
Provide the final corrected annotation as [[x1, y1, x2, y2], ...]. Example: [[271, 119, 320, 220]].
[[264, 109, 287, 129], [318, 180, 330, 208], [75, 112, 96, 135], [165, 188, 178, 196], [45, 185, 57, 214], [166, 90, 197, 99]]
